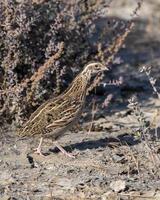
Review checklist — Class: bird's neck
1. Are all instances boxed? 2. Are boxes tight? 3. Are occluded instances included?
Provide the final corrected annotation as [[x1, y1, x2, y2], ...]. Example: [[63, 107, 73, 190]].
[[81, 68, 92, 81], [63, 73, 90, 100]]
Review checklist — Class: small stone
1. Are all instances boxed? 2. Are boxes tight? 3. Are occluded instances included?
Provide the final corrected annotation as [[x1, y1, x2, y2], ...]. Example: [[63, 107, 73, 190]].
[[0, 171, 15, 186], [112, 154, 125, 163], [101, 191, 118, 200], [155, 191, 160, 200], [141, 190, 155, 197], [56, 178, 73, 189], [1, 195, 12, 200], [110, 180, 126, 193]]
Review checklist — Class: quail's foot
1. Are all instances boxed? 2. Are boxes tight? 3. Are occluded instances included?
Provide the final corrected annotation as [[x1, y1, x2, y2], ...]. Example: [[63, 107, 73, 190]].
[[33, 137, 45, 156], [54, 141, 75, 158], [34, 147, 45, 156]]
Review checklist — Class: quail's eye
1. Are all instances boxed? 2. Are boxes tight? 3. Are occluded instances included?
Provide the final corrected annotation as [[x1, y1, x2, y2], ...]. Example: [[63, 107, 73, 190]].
[[95, 65, 99, 69]]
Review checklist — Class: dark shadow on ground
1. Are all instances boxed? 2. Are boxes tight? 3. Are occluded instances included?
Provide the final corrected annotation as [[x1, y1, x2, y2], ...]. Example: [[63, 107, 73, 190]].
[[49, 133, 140, 154]]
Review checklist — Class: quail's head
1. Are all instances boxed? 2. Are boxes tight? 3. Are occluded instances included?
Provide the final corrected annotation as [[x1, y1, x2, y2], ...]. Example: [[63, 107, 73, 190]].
[[82, 62, 108, 77]]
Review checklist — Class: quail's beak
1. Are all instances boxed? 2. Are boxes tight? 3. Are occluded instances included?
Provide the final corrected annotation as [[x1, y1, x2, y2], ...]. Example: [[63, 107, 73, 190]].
[[105, 66, 109, 71], [101, 64, 109, 71]]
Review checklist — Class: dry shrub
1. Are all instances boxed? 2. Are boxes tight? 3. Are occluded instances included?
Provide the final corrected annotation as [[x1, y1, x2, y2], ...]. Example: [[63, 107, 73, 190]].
[[0, 0, 142, 127]]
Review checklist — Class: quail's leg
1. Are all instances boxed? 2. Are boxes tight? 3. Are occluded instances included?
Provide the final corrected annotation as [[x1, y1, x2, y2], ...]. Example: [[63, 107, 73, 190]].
[[34, 137, 44, 156], [53, 141, 75, 158]]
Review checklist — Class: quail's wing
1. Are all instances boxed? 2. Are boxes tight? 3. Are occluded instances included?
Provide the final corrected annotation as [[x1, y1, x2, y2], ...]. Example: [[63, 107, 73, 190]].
[[28, 99, 53, 122], [45, 98, 83, 130], [18, 97, 64, 136], [28, 96, 64, 123], [21, 97, 61, 131]]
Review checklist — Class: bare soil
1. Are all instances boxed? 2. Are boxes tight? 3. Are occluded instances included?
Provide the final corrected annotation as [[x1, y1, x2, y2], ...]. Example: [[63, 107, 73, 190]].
[[0, 115, 160, 199]]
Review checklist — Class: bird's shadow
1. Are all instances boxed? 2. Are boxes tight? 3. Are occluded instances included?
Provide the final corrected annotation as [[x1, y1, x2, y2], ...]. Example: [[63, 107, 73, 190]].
[[49, 133, 140, 154]]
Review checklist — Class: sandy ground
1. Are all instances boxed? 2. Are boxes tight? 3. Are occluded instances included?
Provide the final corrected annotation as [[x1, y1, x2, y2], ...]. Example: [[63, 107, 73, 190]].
[[0, 0, 160, 199]]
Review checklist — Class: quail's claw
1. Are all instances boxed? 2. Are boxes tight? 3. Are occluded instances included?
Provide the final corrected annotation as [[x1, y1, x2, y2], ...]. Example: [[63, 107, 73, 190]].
[[33, 147, 45, 156], [54, 141, 75, 158], [33, 137, 45, 156], [62, 151, 75, 158]]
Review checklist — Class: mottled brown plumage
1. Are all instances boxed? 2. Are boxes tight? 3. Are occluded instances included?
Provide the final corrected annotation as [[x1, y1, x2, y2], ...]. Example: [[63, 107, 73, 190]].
[[18, 62, 108, 157]]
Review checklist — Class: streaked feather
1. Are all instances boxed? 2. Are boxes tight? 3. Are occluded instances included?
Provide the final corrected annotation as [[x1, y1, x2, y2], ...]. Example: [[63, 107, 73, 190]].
[[18, 62, 107, 140]]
